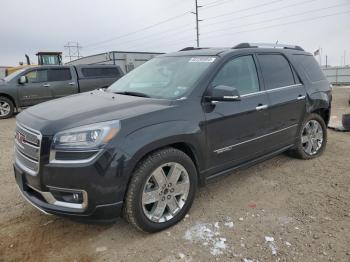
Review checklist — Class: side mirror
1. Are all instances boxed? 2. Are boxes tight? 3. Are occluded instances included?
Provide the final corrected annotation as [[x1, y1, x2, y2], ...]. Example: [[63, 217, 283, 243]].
[[18, 76, 28, 84], [205, 85, 241, 102]]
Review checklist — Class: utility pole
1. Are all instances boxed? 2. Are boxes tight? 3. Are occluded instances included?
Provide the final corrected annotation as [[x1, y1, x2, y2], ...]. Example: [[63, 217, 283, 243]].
[[344, 50, 347, 66], [191, 0, 202, 47], [64, 41, 82, 62]]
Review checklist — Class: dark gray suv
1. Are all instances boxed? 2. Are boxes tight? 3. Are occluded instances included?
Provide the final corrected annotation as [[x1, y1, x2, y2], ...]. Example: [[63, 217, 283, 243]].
[[14, 43, 331, 232]]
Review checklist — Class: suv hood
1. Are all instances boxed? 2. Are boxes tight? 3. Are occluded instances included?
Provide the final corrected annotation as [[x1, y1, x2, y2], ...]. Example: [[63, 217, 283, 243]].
[[17, 90, 172, 134]]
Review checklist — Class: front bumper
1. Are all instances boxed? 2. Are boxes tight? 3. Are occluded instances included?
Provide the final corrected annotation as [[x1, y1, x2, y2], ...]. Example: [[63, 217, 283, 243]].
[[14, 147, 131, 222]]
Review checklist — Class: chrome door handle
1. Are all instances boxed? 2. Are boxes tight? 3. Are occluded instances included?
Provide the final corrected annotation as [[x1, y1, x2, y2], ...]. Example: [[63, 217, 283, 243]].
[[256, 104, 268, 111], [297, 95, 306, 100], [43, 84, 50, 87], [69, 82, 75, 86]]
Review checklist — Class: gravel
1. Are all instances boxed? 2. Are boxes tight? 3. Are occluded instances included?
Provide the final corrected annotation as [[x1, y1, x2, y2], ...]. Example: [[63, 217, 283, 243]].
[[0, 87, 349, 261]]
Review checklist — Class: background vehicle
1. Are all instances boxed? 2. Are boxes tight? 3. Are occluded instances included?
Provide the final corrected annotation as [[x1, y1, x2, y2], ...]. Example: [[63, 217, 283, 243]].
[[13, 43, 331, 232], [0, 64, 124, 118], [6, 52, 63, 76], [66, 51, 164, 73]]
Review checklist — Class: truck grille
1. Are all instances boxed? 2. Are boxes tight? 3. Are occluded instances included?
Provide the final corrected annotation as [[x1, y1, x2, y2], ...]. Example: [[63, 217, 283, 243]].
[[14, 123, 42, 176]]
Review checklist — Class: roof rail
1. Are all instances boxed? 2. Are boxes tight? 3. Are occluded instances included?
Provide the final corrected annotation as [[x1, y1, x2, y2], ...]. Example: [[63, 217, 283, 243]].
[[232, 42, 304, 51], [179, 47, 197, 51], [179, 47, 210, 51]]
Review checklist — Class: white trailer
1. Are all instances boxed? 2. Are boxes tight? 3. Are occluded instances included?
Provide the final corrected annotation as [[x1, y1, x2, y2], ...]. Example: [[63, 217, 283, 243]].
[[66, 51, 164, 73]]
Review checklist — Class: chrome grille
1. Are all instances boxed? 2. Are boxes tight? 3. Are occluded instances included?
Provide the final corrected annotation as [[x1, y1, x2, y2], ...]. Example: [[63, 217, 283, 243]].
[[14, 123, 42, 176]]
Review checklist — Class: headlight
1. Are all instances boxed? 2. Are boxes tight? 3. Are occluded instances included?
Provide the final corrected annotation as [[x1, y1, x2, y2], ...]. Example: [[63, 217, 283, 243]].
[[52, 120, 120, 150]]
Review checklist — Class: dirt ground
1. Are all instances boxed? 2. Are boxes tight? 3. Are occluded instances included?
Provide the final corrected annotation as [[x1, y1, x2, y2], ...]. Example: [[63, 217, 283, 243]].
[[0, 87, 349, 262]]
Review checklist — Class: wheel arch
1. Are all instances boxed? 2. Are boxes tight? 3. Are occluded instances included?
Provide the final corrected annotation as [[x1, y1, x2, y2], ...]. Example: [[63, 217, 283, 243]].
[[306, 91, 331, 125], [310, 108, 330, 126], [0, 93, 17, 110], [121, 138, 205, 204]]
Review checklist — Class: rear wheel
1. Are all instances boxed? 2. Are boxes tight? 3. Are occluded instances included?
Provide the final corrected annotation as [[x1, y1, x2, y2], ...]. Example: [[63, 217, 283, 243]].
[[0, 96, 14, 119], [124, 148, 197, 232], [290, 113, 327, 159]]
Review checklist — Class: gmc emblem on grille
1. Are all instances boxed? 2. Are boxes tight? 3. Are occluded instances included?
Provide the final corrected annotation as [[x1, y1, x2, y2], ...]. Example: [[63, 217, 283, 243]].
[[15, 131, 26, 144]]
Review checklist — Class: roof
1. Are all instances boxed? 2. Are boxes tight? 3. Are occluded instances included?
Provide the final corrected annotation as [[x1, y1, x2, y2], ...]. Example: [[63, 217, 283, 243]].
[[36, 52, 62, 55], [163, 43, 309, 57]]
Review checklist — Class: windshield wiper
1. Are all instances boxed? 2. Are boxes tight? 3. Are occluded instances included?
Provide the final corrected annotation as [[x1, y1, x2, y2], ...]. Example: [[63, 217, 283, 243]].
[[113, 91, 150, 98]]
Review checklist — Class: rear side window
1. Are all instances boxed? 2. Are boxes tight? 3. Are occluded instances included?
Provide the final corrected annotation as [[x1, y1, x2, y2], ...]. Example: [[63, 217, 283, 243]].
[[258, 54, 295, 89], [48, 68, 72, 81], [212, 55, 260, 95], [293, 55, 325, 82], [81, 67, 120, 78]]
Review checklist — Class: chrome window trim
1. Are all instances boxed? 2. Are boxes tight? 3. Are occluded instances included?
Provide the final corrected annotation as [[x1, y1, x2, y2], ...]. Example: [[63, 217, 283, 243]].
[[214, 124, 298, 154], [49, 149, 102, 164], [27, 185, 88, 210], [240, 84, 303, 98]]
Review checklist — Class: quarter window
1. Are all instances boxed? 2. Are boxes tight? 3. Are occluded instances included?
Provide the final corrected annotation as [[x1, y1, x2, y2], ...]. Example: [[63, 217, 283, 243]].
[[48, 68, 72, 81], [293, 54, 325, 82], [258, 54, 295, 89], [81, 67, 121, 78], [211, 55, 259, 95]]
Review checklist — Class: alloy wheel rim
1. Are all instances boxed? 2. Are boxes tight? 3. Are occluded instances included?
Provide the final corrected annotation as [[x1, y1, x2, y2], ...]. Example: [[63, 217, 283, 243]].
[[142, 162, 190, 223], [301, 120, 323, 155], [0, 101, 10, 116]]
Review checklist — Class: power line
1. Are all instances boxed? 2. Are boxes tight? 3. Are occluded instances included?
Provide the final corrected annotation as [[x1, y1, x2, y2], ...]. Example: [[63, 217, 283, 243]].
[[202, 10, 350, 41], [202, 0, 234, 9], [64, 42, 82, 62], [201, 2, 350, 35], [201, 0, 319, 28], [122, 29, 196, 50], [85, 24, 194, 51], [84, 12, 190, 48], [204, 0, 284, 20], [145, 10, 350, 50]]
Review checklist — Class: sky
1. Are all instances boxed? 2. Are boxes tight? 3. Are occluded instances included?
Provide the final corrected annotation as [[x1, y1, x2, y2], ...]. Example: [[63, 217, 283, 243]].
[[0, 0, 349, 66]]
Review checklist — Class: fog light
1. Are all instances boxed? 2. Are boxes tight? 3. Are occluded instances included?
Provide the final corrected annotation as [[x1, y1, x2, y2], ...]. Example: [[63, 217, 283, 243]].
[[50, 189, 84, 204]]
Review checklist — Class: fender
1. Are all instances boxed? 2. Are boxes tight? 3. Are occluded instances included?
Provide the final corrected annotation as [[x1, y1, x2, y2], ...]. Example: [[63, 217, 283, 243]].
[[306, 91, 331, 113], [118, 120, 206, 181]]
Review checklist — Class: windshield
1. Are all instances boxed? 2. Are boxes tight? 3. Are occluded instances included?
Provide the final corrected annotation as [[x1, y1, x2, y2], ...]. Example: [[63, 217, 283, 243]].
[[3, 68, 27, 82], [108, 56, 216, 99]]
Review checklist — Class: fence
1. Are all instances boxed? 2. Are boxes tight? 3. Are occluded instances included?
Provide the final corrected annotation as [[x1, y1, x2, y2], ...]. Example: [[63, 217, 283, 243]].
[[322, 66, 350, 85]]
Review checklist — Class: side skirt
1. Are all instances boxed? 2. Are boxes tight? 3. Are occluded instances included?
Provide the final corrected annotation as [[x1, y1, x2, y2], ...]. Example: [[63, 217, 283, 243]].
[[204, 144, 294, 183]]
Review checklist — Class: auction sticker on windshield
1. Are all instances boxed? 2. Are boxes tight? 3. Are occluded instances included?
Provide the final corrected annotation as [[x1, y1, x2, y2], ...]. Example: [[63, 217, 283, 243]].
[[189, 57, 216, 63]]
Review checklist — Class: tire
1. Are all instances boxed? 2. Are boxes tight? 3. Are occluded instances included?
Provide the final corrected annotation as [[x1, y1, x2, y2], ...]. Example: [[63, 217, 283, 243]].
[[0, 96, 14, 119], [124, 147, 198, 233], [342, 114, 350, 130], [290, 113, 327, 159]]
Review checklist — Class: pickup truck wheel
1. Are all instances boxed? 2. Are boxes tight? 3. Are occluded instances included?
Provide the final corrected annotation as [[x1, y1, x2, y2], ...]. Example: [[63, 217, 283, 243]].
[[124, 147, 197, 233], [0, 97, 14, 119], [290, 113, 327, 159]]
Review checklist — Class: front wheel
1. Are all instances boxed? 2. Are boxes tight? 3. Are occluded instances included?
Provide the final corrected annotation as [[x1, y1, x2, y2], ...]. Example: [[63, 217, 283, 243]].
[[124, 148, 197, 233], [291, 113, 327, 159], [0, 96, 14, 119]]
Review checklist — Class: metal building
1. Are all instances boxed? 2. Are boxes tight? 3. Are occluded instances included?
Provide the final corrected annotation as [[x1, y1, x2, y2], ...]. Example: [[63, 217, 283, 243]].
[[66, 51, 164, 73], [322, 66, 350, 85]]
